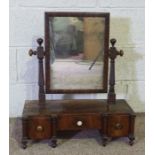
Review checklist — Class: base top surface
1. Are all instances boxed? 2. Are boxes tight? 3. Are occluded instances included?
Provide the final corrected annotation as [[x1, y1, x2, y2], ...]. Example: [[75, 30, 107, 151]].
[[22, 99, 135, 117]]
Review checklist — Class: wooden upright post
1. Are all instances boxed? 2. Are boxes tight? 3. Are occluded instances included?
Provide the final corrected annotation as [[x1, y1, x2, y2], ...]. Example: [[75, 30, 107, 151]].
[[29, 38, 45, 106], [108, 39, 124, 104]]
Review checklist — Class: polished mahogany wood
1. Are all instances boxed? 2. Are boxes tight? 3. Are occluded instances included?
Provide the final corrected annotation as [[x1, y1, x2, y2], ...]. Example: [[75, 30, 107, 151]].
[[107, 114, 129, 137], [57, 114, 102, 130], [29, 38, 45, 105], [21, 117, 28, 149], [50, 116, 57, 148], [27, 116, 52, 140], [128, 115, 136, 145], [22, 99, 135, 148], [108, 39, 124, 104], [23, 99, 135, 116], [23, 99, 106, 116]]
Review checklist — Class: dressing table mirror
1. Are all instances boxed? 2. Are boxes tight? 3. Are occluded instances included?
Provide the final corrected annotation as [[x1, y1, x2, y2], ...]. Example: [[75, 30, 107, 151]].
[[21, 12, 136, 149], [45, 12, 109, 93]]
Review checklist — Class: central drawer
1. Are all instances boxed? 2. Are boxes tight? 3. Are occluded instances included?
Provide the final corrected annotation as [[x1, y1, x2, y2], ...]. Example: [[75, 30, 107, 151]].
[[57, 114, 102, 130]]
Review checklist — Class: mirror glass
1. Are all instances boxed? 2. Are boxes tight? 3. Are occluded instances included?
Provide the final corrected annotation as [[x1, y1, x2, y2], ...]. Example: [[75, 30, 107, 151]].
[[45, 13, 109, 92]]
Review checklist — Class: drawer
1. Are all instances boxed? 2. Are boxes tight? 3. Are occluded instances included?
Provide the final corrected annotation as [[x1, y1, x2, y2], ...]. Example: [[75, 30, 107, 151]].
[[27, 116, 52, 140], [58, 114, 102, 130], [107, 115, 129, 137]]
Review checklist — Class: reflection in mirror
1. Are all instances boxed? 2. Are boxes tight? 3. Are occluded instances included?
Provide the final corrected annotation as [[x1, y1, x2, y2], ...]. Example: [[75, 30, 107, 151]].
[[49, 17, 105, 89]]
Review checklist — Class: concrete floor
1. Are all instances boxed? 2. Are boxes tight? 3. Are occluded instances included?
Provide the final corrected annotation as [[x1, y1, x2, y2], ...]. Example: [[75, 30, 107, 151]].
[[9, 114, 144, 155]]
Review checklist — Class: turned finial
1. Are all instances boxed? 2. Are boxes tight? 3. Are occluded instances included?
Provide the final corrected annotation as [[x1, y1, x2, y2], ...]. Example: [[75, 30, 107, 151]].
[[109, 38, 124, 59], [110, 38, 116, 47], [28, 38, 45, 57], [119, 50, 124, 56], [29, 49, 37, 56], [37, 38, 43, 46]]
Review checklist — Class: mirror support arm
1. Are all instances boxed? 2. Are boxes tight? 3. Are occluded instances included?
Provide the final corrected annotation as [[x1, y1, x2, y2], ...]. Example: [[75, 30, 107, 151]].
[[29, 38, 46, 106], [108, 39, 124, 104]]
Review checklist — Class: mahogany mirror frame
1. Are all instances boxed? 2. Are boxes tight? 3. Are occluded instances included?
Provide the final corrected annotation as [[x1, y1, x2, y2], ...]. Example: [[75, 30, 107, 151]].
[[45, 12, 110, 94]]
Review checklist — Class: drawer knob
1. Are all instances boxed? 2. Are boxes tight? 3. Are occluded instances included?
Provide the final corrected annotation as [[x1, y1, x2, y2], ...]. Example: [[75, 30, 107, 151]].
[[114, 123, 123, 130], [77, 121, 83, 126], [36, 125, 43, 131]]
